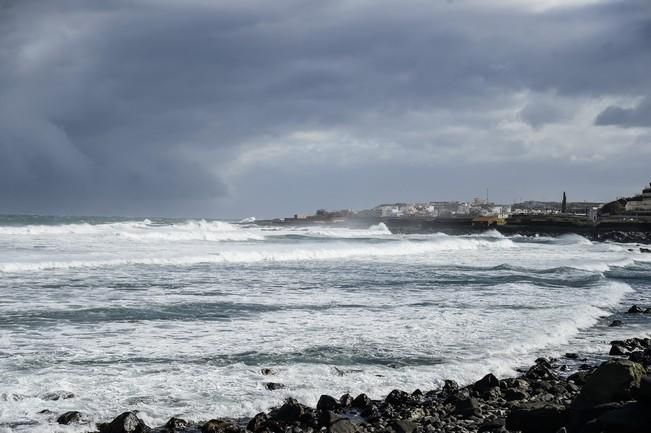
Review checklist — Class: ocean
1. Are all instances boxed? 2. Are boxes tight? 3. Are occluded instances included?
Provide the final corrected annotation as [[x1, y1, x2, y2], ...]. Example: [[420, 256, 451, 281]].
[[1, 216, 650, 432]]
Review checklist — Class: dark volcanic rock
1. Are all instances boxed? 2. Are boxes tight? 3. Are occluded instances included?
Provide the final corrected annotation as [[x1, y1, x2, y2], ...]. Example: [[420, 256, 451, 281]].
[[99, 412, 150, 433], [339, 393, 353, 408], [201, 419, 242, 433], [40, 390, 75, 401], [351, 393, 372, 408], [385, 389, 413, 407], [164, 417, 188, 431], [473, 373, 500, 393], [627, 305, 644, 314], [609, 319, 623, 327], [573, 360, 645, 408], [246, 413, 268, 433], [504, 388, 529, 401], [609, 344, 628, 356], [275, 398, 305, 423], [260, 368, 276, 376], [57, 411, 83, 425], [638, 375, 651, 402], [506, 402, 567, 433], [317, 394, 340, 411], [565, 353, 579, 359], [264, 382, 285, 391], [454, 397, 481, 418], [441, 379, 459, 395], [525, 362, 557, 381], [594, 401, 651, 433]]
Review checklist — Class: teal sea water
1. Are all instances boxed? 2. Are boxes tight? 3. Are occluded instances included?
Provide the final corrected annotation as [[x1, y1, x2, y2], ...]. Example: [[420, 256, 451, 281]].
[[0, 216, 650, 432]]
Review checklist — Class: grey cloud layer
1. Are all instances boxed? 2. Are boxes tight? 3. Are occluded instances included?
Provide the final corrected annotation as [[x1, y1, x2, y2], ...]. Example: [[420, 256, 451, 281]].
[[1, 0, 650, 217]]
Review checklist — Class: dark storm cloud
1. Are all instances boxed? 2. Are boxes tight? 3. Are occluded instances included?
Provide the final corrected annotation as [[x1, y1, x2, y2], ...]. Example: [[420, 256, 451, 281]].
[[0, 0, 650, 217], [595, 97, 651, 127]]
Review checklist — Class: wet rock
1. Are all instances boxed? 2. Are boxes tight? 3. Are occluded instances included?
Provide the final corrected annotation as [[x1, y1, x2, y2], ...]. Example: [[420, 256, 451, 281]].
[[57, 411, 83, 425], [317, 395, 340, 411], [638, 375, 651, 402], [454, 397, 481, 418], [568, 370, 592, 386], [473, 373, 500, 393], [328, 419, 358, 433], [264, 382, 285, 391], [627, 305, 644, 314], [360, 404, 380, 422], [246, 413, 268, 432], [442, 379, 459, 394], [318, 410, 342, 427], [352, 393, 372, 409], [260, 368, 277, 376], [573, 359, 645, 408], [275, 398, 305, 423], [98, 412, 150, 433], [504, 389, 528, 401], [40, 390, 75, 401], [201, 419, 242, 433], [481, 386, 502, 401], [609, 320, 623, 327], [610, 344, 628, 356], [506, 402, 567, 433], [164, 417, 188, 431], [564, 353, 579, 359], [627, 349, 651, 366], [390, 419, 419, 433], [339, 393, 353, 408], [385, 389, 412, 407], [641, 248, 651, 253], [594, 401, 651, 432], [525, 363, 557, 381]]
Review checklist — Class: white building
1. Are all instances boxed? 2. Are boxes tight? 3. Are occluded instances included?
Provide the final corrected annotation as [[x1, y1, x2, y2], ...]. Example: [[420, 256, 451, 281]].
[[625, 182, 651, 213]]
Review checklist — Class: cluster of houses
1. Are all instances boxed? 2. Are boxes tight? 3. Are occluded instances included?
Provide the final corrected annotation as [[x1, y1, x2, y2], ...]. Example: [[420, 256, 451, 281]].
[[360, 199, 512, 219], [277, 180, 651, 224]]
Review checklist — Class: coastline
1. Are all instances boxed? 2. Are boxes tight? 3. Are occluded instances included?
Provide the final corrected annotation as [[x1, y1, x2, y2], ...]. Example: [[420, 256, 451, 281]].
[[53, 311, 651, 433], [252, 217, 651, 244]]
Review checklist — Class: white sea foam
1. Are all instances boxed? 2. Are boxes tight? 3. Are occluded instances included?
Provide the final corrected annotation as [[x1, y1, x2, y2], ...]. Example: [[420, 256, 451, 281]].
[[0, 219, 649, 432]]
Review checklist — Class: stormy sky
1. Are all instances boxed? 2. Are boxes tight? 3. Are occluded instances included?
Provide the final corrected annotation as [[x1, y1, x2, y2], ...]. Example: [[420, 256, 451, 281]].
[[1, 0, 650, 218]]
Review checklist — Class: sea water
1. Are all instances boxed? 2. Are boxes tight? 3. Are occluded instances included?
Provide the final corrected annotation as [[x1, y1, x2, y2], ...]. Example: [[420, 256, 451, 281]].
[[1, 216, 650, 432]]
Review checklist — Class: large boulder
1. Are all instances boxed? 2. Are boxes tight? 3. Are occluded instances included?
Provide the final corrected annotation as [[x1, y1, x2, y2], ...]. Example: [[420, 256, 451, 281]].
[[593, 401, 651, 433], [246, 413, 268, 433], [385, 389, 412, 407], [98, 412, 150, 433], [506, 402, 567, 433], [473, 373, 499, 393], [573, 360, 645, 408], [57, 411, 83, 425], [351, 393, 372, 409], [638, 375, 651, 403], [454, 397, 481, 418], [164, 417, 188, 430], [274, 398, 305, 423], [317, 394, 340, 411]]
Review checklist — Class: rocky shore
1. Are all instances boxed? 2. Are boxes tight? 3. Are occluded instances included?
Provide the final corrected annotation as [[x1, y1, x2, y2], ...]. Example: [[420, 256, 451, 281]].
[[55, 324, 651, 433]]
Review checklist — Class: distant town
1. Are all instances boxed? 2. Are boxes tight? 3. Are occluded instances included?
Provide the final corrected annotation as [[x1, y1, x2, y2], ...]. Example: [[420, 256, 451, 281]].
[[255, 181, 651, 243]]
